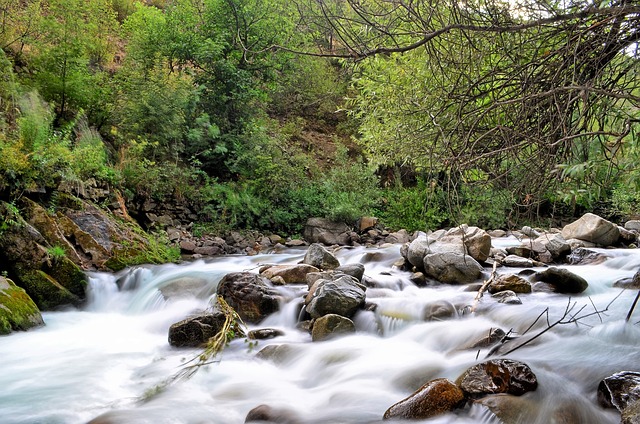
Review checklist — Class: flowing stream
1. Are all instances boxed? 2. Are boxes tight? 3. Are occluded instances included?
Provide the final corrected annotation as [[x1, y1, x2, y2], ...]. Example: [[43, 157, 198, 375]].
[[1, 242, 640, 423]]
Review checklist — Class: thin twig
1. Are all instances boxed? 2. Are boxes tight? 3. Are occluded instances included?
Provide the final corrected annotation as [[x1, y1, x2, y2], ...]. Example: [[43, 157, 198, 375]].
[[626, 291, 640, 323]]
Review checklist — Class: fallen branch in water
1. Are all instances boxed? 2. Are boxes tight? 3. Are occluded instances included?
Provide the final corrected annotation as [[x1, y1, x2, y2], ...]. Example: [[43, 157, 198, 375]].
[[174, 296, 246, 381], [626, 290, 640, 323], [469, 261, 499, 313], [486, 293, 623, 358]]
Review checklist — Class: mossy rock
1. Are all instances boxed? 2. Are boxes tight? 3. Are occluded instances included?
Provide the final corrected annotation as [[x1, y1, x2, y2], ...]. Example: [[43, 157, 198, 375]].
[[0, 277, 44, 335], [44, 256, 87, 298], [104, 245, 149, 271], [19, 270, 82, 310]]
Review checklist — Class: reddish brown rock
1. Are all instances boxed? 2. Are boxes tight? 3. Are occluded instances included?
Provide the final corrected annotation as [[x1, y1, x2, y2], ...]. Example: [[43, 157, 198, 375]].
[[383, 378, 465, 420]]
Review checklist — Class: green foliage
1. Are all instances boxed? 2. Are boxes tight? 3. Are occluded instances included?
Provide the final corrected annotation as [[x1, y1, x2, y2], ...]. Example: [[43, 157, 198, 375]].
[[376, 181, 448, 232], [46, 245, 66, 262], [69, 118, 118, 183], [0, 201, 22, 234]]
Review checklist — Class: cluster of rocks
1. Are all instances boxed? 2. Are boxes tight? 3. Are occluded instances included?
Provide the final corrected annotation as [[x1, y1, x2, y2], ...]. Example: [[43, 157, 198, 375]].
[[168, 243, 369, 346], [164, 212, 640, 424], [162, 217, 412, 259]]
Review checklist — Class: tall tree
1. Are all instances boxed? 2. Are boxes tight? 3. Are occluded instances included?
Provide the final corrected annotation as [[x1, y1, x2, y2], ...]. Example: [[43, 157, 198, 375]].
[[286, 0, 640, 215]]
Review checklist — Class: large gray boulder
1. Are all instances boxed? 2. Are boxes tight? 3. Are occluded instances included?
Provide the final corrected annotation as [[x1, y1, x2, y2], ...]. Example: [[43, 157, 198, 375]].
[[534, 233, 571, 259], [561, 213, 620, 246], [447, 225, 492, 262], [305, 275, 366, 319], [217, 273, 280, 323], [303, 218, 351, 246], [405, 226, 489, 284], [303, 243, 340, 270], [424, 252, 483, 284]]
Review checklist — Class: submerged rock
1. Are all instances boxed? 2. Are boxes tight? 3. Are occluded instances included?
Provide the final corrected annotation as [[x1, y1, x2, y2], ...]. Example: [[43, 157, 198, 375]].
[[245, 404, 302, 424], [457, 359, 538, 397], [472, 394, 536, 424], [248, 328, 285, 340], [383, 378, 465, 420]]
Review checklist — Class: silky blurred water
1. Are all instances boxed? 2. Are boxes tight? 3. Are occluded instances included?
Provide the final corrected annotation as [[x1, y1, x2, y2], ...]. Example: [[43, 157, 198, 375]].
[[0, 243, 638, 423]]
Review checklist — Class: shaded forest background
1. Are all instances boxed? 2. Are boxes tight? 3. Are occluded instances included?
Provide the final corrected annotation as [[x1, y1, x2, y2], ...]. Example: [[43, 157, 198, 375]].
[[0, 0, 639, 236]]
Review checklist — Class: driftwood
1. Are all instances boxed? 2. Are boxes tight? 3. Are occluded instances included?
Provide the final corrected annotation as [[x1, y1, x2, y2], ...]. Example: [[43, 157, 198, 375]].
[[485, 293, 624, 358], [469, 261, 499, 313]]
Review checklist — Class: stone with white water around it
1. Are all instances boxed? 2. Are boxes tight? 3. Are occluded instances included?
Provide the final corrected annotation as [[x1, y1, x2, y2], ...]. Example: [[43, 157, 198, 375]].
[[561, 213, 620, 246]]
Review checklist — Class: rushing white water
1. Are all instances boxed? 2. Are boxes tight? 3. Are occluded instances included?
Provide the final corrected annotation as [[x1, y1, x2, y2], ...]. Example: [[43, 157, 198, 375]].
[[1, 243, 639, 424]]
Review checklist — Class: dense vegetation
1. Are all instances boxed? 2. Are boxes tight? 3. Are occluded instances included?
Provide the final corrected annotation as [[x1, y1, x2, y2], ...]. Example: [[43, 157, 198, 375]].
[[0, 0, 638, 236]]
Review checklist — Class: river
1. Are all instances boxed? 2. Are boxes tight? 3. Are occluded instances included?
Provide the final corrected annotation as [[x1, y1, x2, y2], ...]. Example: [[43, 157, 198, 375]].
[[1, 241, 639, 423]]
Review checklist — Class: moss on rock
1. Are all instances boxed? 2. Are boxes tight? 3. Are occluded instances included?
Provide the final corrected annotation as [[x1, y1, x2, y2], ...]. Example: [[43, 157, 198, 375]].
[[19, 270, 82, 310], [0, 277, 44, 335]]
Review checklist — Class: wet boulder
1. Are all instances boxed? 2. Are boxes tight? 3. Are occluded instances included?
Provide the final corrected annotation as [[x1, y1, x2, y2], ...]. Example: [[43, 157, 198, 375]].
[[336, 263, 365, 282], [217, 272, 280, 324], [561, 213, 620, 246], [260, 264, 320, 285], [168, 312, 229, 347], [614, 271, 640, 290], [248, 328, 285, 340], [464, 328, 506, 350], [534, 233, 571, 260], [457, 359, 538, 397], [302, 243, 340, 270], [383, 378, 465, 420], [303, 218, 351, 246], [500, 255, 537, 268], [245, 404, 302, 424], [405, 227, 487, 284], [492, 290, 522, 305], [446, 225, 492, 262], [598, 371, 640, 413], [567, 247, 610, 265], [423, 300, 459, 321], [0, 276, 44, 335], [311, 313, 356, 341], [488, 274, 532, 294], [305, 275, 366, 319], [531, 267, 588, 294], [424, 251, 483, 284], [622, 400, 640, 424]]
